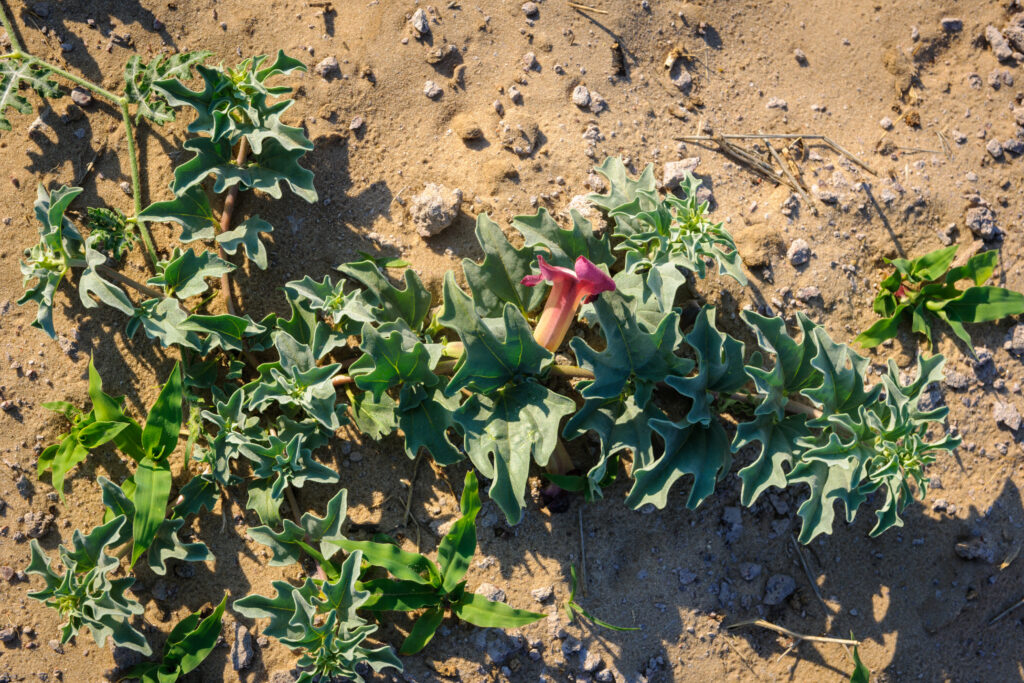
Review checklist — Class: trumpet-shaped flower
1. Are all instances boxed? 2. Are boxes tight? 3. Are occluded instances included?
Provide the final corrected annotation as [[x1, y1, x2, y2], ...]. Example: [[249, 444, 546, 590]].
[[521, 255, 615, 351]]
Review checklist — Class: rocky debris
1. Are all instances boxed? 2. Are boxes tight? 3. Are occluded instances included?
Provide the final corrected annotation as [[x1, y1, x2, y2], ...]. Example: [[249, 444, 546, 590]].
[[561, 636, 583, 657], [582, 649, 605, 672], [588, 89, 607, 114], [15, 474, 32, 499], [985, 25, 1014, 62], [423, 80, 442, 100], [1004, 324, 1024, 355], [793, 48, 808, 65], [1004, 138, 1024, 156], [313, 56, 339, 79], [812, 185, 839, 204], [940, 17, 962, 32], [993, 401, 1021, 431], [662, 157, 700, 190], [507, 85, 523, 105], [562, 194, 606, 231], [531, 585, 554, 603], [69, 87, 93, 107], [476, 582, 506, 603], [1004, 24, 1024, 53], [879, 116, 894, 130], [522, 51, 538, 71], [410, 8, 430, 36], [595, 670, 616, 683], [766, 97, 788, 110], [23, 511, 53, 538], [522, 2, 539, 19], [348, 116, 364, 132], [677, 568, 698, 586], [954, 537, 997, 563], [409, 184, 462, 237], [0, 566, 14, 582], [571, 84, 591, 108], [48, 639, 63, 654], [986, 138, 1004, 159], [232, 623, 254, 670], [0, 627, 15, 642], [972, 347, 998, 384], [498, 114, 539, 156], [795, 286, 821, 303], [451, 112, 483, 140], [762, 574, 796, 605], [739, 562, 762, 581], [966, 206, 1000, 240], [787, 238, 811, 266], [668, 62, 692, 93]]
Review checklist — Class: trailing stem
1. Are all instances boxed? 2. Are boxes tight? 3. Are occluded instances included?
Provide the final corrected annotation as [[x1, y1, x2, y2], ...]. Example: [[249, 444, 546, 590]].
[[216, 138, 250, 316]]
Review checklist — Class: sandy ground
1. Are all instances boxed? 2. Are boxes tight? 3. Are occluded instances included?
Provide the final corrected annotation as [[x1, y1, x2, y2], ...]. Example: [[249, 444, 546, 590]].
[[1, 0, 1024, 681]]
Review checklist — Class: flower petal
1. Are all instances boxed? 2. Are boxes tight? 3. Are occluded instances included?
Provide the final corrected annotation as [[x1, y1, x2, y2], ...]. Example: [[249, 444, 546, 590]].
[[521, 254, 579, 287], [573, 256, 616, 302]]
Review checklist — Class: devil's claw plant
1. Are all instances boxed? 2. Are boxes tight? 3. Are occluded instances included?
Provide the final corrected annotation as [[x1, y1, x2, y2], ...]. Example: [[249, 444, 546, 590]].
[[856, 244, 1024, 355], [123, 595, 227, 683]]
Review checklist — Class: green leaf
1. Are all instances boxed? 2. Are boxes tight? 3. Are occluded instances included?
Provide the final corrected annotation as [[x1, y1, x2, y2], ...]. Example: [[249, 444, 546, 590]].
[[399, 606, 445, 655], [436, 471, 481, 593], [148, 248, 235, 300], [123, 51, 211, 125], [146, 516, 212, 576], [909, 244, 958, 280], [665, 306, 747, 425], [360, 578, 442, 612], [78, 237, 135, 316], [930, 285, 1024, 323], [452, 592, 545, 628], [740, 311, 820, 418], [348, 322, 439, 400], [801, 326, 880, 419], [0, 58, 62, 131], [87, 358, 145, 461], [734, 414, 810, 506], [396, 385, 463, 465], [461, 214, 547, 317], [336, 260, 433, 332], [587, 157, 657, 218], [247, 489, 348, 565], [454, 380, 575, 524], [167, 594, 226, 676], [849, 643, 870, 683], [350, 390, 398, 441], [143, 363, 183, 460], [179, 313, 266, 352], [511, 207, 614, 268], [128, 298, 205, 352], [138, 186, 218, 242], [946, 249, 998, 286], [440, 273, 553, 395], [853, 307, 907, 349], [337, 539, 438, 585], [570, 291, 693, 406], [131, 456, 172, 566], [217, 215, 273, 269], [626, 419, 731, 510]]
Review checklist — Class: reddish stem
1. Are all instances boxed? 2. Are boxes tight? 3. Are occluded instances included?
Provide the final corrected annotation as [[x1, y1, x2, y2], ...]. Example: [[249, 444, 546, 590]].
[[217, 137, 250, 316]]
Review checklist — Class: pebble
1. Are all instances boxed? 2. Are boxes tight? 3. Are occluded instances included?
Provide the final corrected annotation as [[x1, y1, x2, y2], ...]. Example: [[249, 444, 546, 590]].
[[0, 627, 15, 642], [662, 157, 700, 190], [582, 649, 604, 672], [232, 624, 254, 670], [522, 2, 539, 18], [531, 585, 554, 603], [23, 511, 53, 538], [451, 113, 482, 140], [986, 138, 1004, 159], [571, 84, 591, 108], [985, 25, 1014, 62], [508, 85, 523, 104], [786, 238, 811, 266], [1004, 138, 1024, 156], [739, 562, 762, 581], [313, 56, 339, 79], [762, 574, 796, 605], [522, 51, 538, 71], [1005, 324, 1024, 355], [69, 88, 93, 107], [879, 116, 893, 130], [940, 17, 963, 32], [15, 475, 31, 499], [993, 401, 1021, 431], [48, 639, 62, 654], [766, 97, 788, 110], [795, 286, 821, 302], [793, 48, 808, 65], [476, 582, 506, 603], [423, 80, 442, 100], [408, 184, 462, 237], [0, 566, 13, 582], [349, 116, 364, 132], [965, 206, 1001, 240], [669, 65, 693, 93], [498, 114, 539, 156], [410, 8, 430, 36], [954, 537, 997, 563], [588, 90, 607, 114]]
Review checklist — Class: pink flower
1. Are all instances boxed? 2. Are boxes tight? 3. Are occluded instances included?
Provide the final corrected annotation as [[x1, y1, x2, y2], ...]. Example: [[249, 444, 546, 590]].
[[521, 255, 615, 351]]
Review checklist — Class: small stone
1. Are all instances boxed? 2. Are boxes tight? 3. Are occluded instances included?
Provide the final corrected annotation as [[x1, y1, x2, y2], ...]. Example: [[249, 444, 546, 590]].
[[879, 116, 893, 130], [497, 114, 539, 156], [522, 2, 539, 18], [1005, 25, 1024, 53], [15, 475, 32, 499], [954, 537, 997, 563], [1005, 324, 1024, 356], [762, 574, 796, 605], [69, 88, 93, 107], [966, 206, 1001, 240], [0, 627, 15, 642], [786, 238, 811, 266], [492, 99, 505, 116], [423, 80, 442, 99], [582, 649, 604, 673], [48, 639, 63, 654], [23, 511, 54, 538], [766, 97, 788, 110], [408, 183, 462, 237], [451, 112, 482, 140], [940, 17, 963, 32], [522, 51, 538, 71], [669, 64, 692, 93], [678, 568, 698, 586], [595, 671, 616, 683], [476, 582, 506, 603], [1004, 138, 1024, 156], [1, 400, 14, 413], [795, 286, 821, 302], [993, 401, 1021, 431], [588, 90, 607, 114], [410, 8, 430, 36], [231, 624, 254, 670], [793, 48, 808, 65], [561, 636, 583, 657], [531, 585, 554, 603], [571, 84, 591, 108], [0, 566, 14, 582], [119, 181, 132, 196], [985, 25, 1013, 62], [314, 56, 339, 79], [508, 86, 523, 104], [662, 157, 700, 189], [739, 563, 762, 581], [986, 138, 1004, 159]]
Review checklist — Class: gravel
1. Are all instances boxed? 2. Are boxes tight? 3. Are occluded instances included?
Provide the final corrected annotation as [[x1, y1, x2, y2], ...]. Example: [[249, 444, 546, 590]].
[[986, 138, 1004, 159], [23, 511, 53, 538], [69, 88, 93, 107], [793, 48, 808, 65], [522, 2, 539, 18], [498, 114, 540, 156], [786, 238, 811, 266], [571, 84, 591, 108], [766, 97, 788, 110], [993, 401, 1021, 431], [986, 25, 1014, 62], [232, 623, 254, 670], [965, 206, 1001, 240], [423, 80, 442, 99], [762, 574, 796, 605], [531, 585, 554, 603], [940, 17, 963, 32], [954, 537, 997, 563], [313, 56, 339, 79], [879, 116, 894, 130], [408, 183, 462, 237], [1004, 324, 1024, 355], [476, 582, 506, 603], [410, 8, 429, 36]]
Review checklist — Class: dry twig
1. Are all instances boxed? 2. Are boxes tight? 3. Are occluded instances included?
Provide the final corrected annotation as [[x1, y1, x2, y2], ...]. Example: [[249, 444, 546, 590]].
[[727, 619, 860, 646]]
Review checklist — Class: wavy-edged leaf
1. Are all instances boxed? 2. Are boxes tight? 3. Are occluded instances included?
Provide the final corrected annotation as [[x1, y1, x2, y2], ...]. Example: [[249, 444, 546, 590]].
[[626, 420, 731, 510], [336, 260, 433, 332], [734, 413, 810, 506], [217, 215, 273, 269], [137, 186, 218, 242], [397, 384, 463, 465], [461, 214, 547, 317], [511, 207, 614, 268], [348, 322, 439, 400], [148, 248, 234, 300], [0, 59, 61, 131]]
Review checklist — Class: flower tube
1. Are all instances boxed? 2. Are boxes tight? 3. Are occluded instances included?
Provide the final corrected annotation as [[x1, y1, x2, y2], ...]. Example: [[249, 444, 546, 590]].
[[521, 255, 616, 351]]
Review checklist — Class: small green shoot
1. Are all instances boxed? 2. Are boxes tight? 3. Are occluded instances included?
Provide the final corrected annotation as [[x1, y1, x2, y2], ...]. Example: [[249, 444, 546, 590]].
[[563, 565, 639, 632], [122, 594, 227, 683]]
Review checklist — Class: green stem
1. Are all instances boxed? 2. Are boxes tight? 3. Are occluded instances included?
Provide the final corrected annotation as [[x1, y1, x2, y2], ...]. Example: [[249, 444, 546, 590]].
[[119, 101, 158, 270], [26, 55, 124, 104], [0, 2, 21, 53]]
